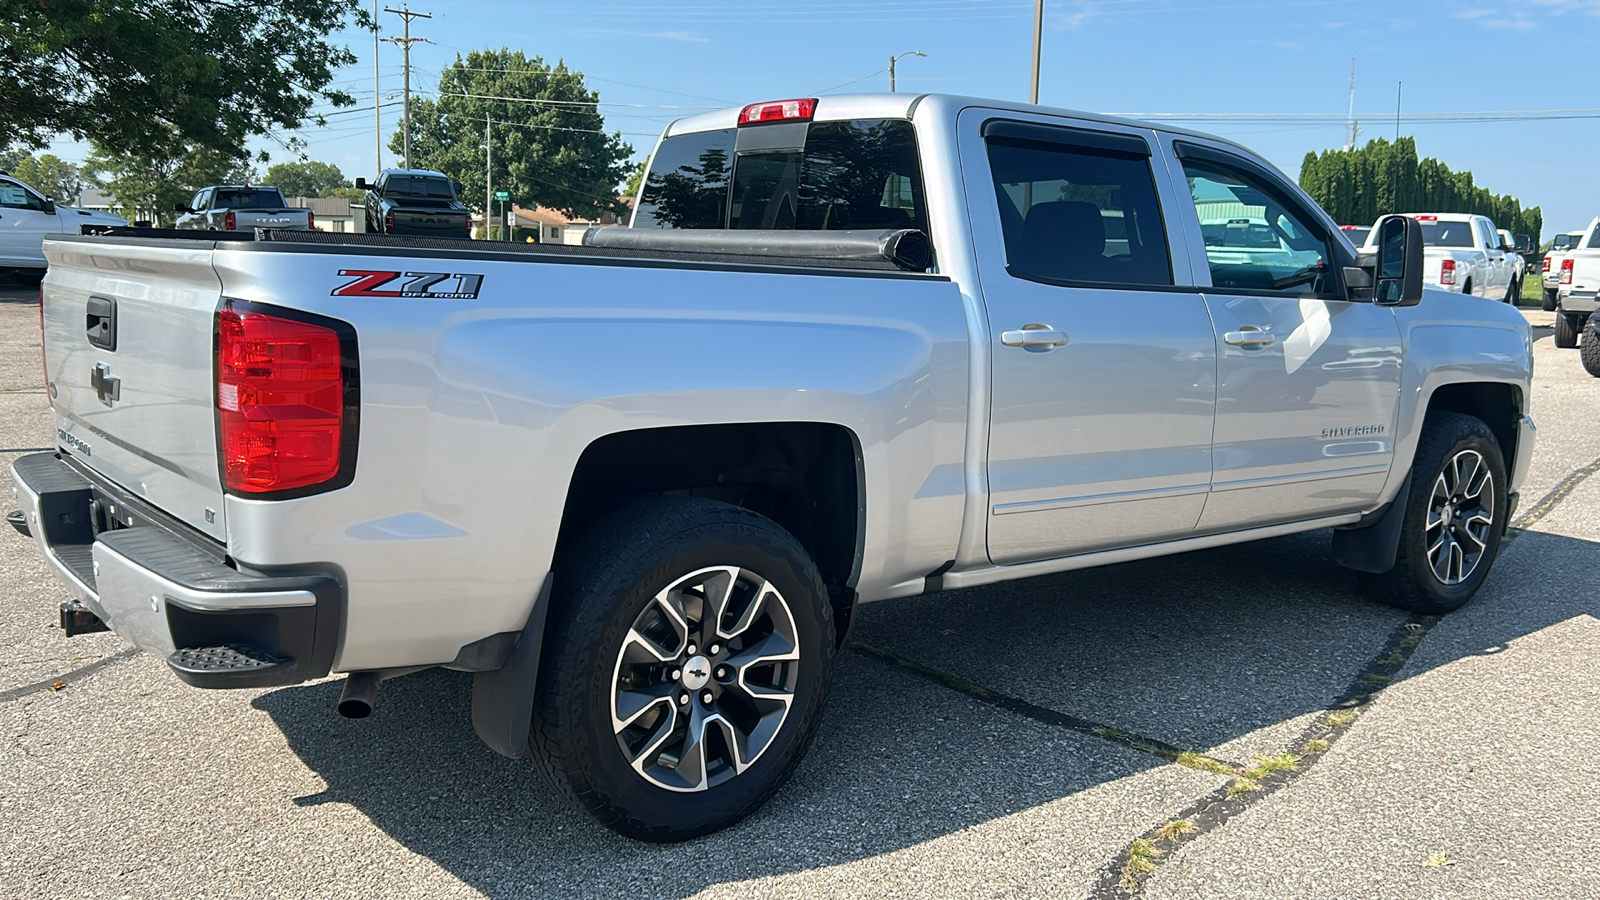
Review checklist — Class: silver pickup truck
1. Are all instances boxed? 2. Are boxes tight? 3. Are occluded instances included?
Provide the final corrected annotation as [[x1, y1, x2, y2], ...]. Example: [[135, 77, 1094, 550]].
[[174, 185, 314, 232], [10, 93, 1535, 842]]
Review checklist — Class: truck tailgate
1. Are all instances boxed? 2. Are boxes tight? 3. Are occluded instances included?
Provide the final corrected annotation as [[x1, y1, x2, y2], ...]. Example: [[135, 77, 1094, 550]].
[[43, 239, 227, 541], [236, 210, 312, 231]]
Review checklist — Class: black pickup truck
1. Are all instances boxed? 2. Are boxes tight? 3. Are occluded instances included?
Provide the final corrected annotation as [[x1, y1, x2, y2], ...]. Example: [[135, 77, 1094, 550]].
[[355, 168, 472, 238]]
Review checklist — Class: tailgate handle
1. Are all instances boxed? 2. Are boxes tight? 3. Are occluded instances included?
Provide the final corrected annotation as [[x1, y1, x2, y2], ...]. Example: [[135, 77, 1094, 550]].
[[86, 296, 117, 351]]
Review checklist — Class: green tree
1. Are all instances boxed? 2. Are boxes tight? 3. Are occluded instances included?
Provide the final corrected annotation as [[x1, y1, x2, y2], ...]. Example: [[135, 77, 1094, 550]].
[[395, 49, 633, 217], [1300, 138, 1541, 243], [622, 160, 647, 198], [85, 139, 254, 226], [0, 0, 369, 162], [0, 148, 28, 171], [7, 153, 84, 204], [264, 161, 349, 198]]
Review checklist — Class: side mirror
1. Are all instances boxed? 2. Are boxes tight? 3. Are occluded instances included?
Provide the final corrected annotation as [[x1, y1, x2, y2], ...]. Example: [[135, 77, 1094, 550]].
[[174, 204, 191, 214], [453, 181, 465, 196], [354, 177, 369, 191], [1373, 214, 1425, 307], [1516, 234, 1532, 254], [41, 198, 55, 215]]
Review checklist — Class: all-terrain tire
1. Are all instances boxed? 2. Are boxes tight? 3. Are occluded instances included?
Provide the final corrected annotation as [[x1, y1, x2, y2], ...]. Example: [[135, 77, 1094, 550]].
[[1582, 319, 1600, 377], [1556, 312, 1581, 349], [531, 495, 836, 842], [1543, 287, 1559, 312], [1361, 412, 1508, 615], [1460, 278, 1472, 297]]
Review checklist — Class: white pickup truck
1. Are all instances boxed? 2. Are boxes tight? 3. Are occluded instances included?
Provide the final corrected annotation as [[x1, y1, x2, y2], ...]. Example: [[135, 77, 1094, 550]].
[[0, 172, 126, 282], [1542, 230, 1586, 311], [1553, 216, 1600, 363], [10, 93, 1536, 841], [1362, 213, 1519, 303], [174, 185, 314, 232]]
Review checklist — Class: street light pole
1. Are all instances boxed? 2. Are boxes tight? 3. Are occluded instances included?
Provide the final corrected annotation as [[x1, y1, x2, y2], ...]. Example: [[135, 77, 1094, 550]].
[[889, 50, 927, 93], [1030, 0, 1043, 104], [485, 113, 492, 241], [373, 0, 381, 174]]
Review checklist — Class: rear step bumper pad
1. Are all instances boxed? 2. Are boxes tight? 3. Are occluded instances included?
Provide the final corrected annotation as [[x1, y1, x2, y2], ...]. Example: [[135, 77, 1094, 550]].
[[10, 452, 342, 689]]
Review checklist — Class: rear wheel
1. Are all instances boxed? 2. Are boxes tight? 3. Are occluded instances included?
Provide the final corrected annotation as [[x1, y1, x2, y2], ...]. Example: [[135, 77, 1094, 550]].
[[532, 495, 836, 841], [9, 268, 45, 286], [1556, 312, 1581, 349], [1543, 287, 1559, 312], [1461, 278, 1472, 297], [1362, 413, 1507, 614], [1582, 319, 1600, 377]]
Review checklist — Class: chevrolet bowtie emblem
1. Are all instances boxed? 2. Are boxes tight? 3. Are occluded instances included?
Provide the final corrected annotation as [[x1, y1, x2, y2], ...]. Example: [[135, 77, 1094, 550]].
[[91, 362, 121, 406]]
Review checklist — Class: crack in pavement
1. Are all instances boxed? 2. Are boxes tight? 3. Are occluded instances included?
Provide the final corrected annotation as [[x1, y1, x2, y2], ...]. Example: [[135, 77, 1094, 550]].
[[850, 641, 1244, 771], [0, 648, 140, 704], [1087, 614, 1437, 897], [854, 451, 1600, 897]]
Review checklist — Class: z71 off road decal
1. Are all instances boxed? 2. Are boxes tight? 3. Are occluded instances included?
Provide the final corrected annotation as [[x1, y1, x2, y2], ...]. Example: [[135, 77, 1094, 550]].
[[333, 269, 484, 299]]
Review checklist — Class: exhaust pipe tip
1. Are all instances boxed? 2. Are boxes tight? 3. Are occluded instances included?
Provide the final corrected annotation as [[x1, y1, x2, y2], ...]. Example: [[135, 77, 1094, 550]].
[[337, 671, 381, 719]]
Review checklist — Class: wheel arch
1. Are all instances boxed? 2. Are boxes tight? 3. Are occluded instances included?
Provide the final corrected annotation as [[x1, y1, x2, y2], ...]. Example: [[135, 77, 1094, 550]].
[[555, 421, 866, 648], [1423, 381, 1522, 476]]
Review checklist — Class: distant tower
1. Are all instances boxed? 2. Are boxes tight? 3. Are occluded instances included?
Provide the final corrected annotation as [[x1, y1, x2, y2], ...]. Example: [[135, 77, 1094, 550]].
[[1345, 54, 1360, 150]]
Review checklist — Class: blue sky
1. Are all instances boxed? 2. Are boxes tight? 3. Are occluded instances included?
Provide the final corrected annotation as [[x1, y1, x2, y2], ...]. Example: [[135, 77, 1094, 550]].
[[50, 0, 1600, 235]]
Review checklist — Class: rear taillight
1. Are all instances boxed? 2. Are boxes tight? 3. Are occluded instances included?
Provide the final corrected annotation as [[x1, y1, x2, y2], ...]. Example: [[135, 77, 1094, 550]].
[[224, 210, 236, 231], [738, 97, 817, 126], [216, 305, 353, 495], [1561, 258, 1574, 285], [307, 209, 315, 229], [1440, 258, 1456, 285], [385, 211, 395, 232], [467, 215, 473, 236], [1543, 256, 1552, 273]]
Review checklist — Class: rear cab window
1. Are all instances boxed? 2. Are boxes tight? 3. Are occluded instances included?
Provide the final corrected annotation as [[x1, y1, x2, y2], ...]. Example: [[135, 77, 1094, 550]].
[[1418, 219, 1475, 248], [633, 118, 928, 235], [215, 188, 287, 210]]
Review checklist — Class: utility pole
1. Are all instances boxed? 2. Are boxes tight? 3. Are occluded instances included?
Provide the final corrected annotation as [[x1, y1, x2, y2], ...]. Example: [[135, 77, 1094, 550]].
[[373, 0, 381, 174], [382, 5, 432, 169], [1344, 53, 1358, 151], [485, 113, 492, 241], [888, 51, 925, 92], [1029, 0, 1044, 104]]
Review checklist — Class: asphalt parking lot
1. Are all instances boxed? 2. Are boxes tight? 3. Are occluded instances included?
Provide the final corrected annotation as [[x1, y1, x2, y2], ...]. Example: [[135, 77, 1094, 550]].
[[3, 280, 1597, 899]]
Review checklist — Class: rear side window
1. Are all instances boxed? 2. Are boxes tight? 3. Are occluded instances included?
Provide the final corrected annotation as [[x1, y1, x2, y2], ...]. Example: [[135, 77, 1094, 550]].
[[633, 119, 927, 233], [985, 136, 1172, 287], [1587, 230, 1600, 249]]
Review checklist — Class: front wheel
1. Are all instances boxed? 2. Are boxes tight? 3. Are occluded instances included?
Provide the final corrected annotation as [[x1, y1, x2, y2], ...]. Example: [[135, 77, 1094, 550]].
[[1362, 412, 1507, 614], [1582, 319, 1600, 377], [1504, 278, 1518, 304], [532, 496, 836, 841], [1543, 287, 1559, 312], [1556, 312, 1581, 349]]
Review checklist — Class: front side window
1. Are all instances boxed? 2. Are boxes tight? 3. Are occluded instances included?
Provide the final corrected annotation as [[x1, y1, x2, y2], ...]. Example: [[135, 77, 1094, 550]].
[[1181, 158, 1333, 295], [0, 180, 46, 211], [985, 136, 1172, 287]]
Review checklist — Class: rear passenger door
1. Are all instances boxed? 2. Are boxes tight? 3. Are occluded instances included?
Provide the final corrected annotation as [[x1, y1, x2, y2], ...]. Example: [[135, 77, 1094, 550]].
[[960, 110, 1218, 565], [1163, 137, 1402, 532]]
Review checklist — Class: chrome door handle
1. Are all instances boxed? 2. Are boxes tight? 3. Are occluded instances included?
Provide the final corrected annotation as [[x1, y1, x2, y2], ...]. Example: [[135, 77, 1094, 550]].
[[1223, 327, 1275, 347], [1000, 324, 1069, 349]]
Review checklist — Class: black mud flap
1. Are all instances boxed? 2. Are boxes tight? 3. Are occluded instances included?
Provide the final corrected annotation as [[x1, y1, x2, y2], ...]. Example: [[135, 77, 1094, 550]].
[[470, 574, 552, 759], [1332, 473, 1412, 575]]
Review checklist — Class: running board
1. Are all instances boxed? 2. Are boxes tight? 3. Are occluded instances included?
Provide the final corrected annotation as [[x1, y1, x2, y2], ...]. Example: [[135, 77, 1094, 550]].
[[932, 513, 1363, 593]]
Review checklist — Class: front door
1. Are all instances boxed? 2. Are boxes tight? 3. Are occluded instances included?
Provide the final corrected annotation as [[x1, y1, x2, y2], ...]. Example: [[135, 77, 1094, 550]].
[[1165, 139, 1403, 532], [0, 180, 59, 267], [962, 111, 1218, 565]]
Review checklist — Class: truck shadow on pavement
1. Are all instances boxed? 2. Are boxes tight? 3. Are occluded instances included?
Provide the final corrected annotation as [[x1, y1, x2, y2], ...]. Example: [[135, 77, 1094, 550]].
[[253, 526, 1598, 898]]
